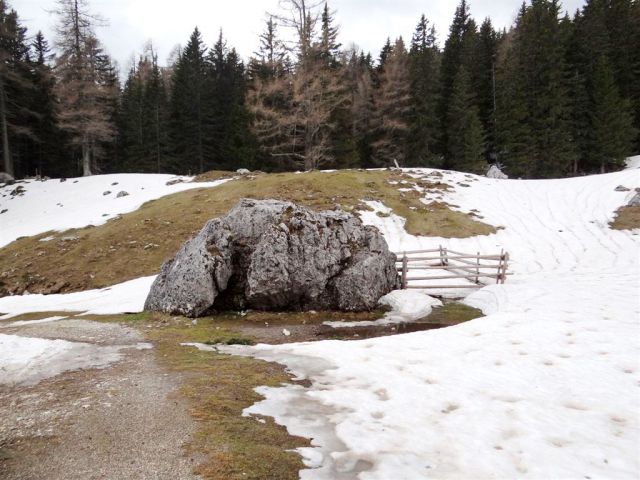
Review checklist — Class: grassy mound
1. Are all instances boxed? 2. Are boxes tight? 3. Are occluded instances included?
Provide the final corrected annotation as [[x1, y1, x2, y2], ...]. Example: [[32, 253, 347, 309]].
[[0, 170, 495, 296], [610, 206, 640, 230]]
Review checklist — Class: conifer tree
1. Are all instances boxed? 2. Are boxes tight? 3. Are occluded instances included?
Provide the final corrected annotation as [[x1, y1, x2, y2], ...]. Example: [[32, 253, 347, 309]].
[[439, 0, 478, 163], [248, 16, 288, 81], [0, 1, 33, 176], [30, 31, 66, 177], [446, 66, 486, 173], [588, 55, 636, 172], [407, 14, 441, 166], [371, 37, 411, 167], [54, 0, 117, 176], [169, 27, 207, 173], [206, 31, 255, 170]]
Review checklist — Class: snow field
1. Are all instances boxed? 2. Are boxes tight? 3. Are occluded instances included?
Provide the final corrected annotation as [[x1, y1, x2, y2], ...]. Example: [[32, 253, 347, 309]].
[[220, 165, 640, 479], [0, 173, 229, 248]]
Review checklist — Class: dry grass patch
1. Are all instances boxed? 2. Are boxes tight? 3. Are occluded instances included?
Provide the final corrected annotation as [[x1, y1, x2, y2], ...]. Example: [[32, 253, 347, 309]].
[[0, 170, 495, 295], [610, 206, 640, 230]]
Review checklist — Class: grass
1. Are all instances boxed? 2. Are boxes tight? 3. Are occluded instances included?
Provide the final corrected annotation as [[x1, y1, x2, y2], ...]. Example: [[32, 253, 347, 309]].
[[106, 313, 308, 480], [0, 170, 495, 296], [610, 206, 640, 230], [424, 302, 484, 326]]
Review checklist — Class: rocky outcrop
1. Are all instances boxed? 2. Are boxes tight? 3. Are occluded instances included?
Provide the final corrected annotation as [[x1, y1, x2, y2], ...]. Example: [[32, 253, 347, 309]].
[[145, 199, 398, 317]]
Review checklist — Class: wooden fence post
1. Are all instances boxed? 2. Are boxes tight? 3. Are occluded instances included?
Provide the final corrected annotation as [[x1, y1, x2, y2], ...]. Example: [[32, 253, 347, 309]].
[[401, 255, 408, 289], [501, 253, 509, 284]]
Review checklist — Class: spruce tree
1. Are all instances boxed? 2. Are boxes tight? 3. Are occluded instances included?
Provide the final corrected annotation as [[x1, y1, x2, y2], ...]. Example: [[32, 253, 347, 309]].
[[439, 0, 478, 164], [407, 14, 441, 167], [0, 1, 33, 177], [446, 67, 486, 173], [169, 27, 208, 174], [588, 55, 636, 172], [30, 31, 66, 177]]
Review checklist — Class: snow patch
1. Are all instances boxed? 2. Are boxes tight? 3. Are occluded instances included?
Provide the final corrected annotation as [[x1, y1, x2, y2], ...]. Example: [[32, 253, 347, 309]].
[[0, 334, 123, 386], [0, 276, 155, 319], [0, 174, 229, 248]]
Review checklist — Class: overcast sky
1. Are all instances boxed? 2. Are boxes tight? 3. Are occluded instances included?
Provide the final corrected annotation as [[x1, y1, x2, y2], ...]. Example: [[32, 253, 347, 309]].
[[14, 0, 585, 73]]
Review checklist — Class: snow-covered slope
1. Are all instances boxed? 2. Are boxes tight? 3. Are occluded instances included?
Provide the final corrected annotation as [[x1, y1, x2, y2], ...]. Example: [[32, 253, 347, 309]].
[[217, 166, 640, 479], [0, 173, 228, 248]]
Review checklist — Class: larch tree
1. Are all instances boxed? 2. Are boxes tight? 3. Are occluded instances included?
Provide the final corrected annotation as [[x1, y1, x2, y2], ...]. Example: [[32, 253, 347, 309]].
[[249, 0, 348, 171], [53, 0, 117, 176]]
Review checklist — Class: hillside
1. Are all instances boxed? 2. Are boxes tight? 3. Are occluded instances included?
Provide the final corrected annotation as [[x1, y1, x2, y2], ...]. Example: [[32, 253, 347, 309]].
[[1, 162, 639, 479]]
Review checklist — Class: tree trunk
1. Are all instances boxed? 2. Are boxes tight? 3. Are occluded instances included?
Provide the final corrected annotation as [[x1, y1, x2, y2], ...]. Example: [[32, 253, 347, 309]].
[[82, 136, 93, 176], [0, 77, 13, 176]]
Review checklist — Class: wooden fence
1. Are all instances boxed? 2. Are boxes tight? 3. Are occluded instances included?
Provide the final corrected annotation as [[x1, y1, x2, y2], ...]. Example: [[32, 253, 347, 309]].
[[396, 246, 510, 290]]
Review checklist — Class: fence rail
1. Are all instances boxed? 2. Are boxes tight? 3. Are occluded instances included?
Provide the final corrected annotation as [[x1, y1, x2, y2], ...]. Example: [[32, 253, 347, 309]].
[[395, 245, 509, 291]]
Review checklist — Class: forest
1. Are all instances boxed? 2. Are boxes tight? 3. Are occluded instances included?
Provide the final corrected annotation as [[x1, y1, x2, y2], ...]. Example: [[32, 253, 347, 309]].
[[0, 0, 638, 180]]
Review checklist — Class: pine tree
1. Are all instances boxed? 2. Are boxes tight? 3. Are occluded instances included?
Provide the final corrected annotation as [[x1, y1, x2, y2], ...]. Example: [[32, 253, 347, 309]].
[[446, 67, 486, 173], [588, 55, 636, 172], [371, 37, 411, 167], [407, 14, 441, 167]]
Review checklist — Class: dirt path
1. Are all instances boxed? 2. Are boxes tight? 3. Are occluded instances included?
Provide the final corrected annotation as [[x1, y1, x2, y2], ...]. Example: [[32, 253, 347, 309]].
[[0, 319, 201, 480]]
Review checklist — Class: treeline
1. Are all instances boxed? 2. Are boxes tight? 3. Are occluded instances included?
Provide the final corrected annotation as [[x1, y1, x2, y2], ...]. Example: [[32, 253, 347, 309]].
[[1, 0, 638, 179]]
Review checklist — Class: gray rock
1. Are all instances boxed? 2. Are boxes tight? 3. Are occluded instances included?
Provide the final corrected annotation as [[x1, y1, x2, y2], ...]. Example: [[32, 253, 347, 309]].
[[116, 191, 130, 198], [486, 164, 508, 179], [0, 172, 15, 185], [145, 199, 398, 317], [103, 191, 111, 196], [166, 178, 184, 186], [615, 185, 630, 192], [628, 193, 640, 207], [236, 168, 251, 175]]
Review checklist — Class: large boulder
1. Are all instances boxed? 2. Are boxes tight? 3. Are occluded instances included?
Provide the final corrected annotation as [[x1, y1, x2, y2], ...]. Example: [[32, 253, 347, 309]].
[[145, 199, 399, 317]]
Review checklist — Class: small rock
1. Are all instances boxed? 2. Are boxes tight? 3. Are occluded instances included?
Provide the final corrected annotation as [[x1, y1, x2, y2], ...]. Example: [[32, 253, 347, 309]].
[[111, 182, 119, 186], [282, 329, 291, 337], [10, 185, 25, 197], [0, 209, 7, 214], [103, 191, 111, 196], [628, 193, 640, 207], [116, 191, 129, 198], [236, 168, 251, 175], [60, 178, 67, 183], [166, 178, 184, 186], [615, 185, 630, 192]]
